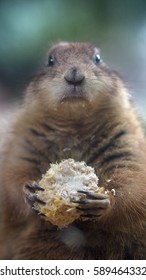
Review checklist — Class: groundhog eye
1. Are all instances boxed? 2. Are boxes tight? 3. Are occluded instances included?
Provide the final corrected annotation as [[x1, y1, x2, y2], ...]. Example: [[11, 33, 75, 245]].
[[48, 56, 54, 67], [95, 54, 101, 64]]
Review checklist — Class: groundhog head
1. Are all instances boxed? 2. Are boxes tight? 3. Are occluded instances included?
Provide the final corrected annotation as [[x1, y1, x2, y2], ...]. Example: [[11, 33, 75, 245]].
[[25, 42, 130, 119]]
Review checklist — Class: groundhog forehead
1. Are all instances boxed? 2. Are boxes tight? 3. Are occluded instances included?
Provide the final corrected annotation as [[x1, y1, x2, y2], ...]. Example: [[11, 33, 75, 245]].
[[47, 41, 100, 61]]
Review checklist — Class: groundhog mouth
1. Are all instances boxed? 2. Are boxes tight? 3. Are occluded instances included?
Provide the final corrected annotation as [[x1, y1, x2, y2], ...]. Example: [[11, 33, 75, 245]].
[[61, 94, 87, 103], [60, 88, 87, 103]]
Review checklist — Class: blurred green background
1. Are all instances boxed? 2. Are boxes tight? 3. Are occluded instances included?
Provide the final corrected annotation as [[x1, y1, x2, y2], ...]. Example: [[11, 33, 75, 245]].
[[0, 0, 146, 118]]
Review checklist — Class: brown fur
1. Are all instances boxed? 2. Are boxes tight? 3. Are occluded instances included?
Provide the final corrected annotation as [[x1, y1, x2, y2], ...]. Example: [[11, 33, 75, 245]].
[[1, 42, 146, 259]]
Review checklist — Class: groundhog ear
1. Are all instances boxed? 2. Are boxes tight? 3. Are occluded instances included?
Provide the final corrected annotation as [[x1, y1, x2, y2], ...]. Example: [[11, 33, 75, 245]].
[[94, 46, 100, 53]]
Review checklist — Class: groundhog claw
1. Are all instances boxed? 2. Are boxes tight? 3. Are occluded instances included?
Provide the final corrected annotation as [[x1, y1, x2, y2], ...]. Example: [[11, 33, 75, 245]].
[[76, 190, 111, 217], [25, 182, 44, 192], [77, 190, 109, 200], [24, 182, 46, 213], [25, 193, 46, 206]]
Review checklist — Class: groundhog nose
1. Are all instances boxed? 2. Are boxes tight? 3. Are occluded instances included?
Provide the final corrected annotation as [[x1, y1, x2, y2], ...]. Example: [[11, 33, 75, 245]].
[[64, 66, 85, 85]]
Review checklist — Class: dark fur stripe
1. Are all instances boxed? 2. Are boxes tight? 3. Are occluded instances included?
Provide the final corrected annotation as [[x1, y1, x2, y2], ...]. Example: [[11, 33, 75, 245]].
[[23, 139, 38, 154], [30, 128, 46, 138], [104, 163, 128, 172], [81, 123, 125, 160], [88, 130, 127, 164], [101, 151, 132, 165], [23, 139, 51, 163], [91, 125, 126, 148], [18, 156, 40, 165], [94, 130, 126, 151], [102, 160, 138, 175], [40, 123, 56, 132]]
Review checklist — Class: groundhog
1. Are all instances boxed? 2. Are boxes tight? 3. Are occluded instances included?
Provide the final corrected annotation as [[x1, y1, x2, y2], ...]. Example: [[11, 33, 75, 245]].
[[1, 41, 146, 259]]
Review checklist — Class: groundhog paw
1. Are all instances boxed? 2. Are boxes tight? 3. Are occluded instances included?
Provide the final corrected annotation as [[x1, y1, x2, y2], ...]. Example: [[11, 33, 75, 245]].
[[23, 182, 46, 216], [73, 190, 114, 219]]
